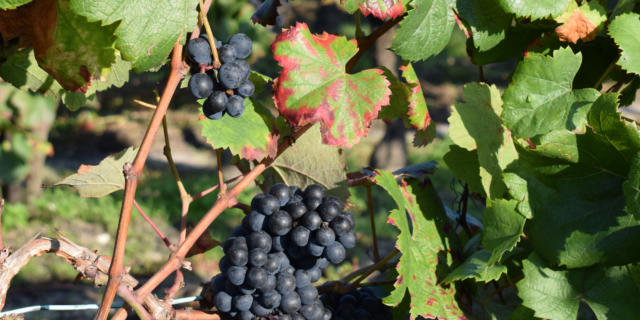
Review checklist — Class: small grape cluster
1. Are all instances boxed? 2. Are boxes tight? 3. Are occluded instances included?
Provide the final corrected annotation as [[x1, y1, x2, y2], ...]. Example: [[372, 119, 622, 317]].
[[322, 288, 392, 320], [186, 33, 255, 120], [210, 183, 356, 320]]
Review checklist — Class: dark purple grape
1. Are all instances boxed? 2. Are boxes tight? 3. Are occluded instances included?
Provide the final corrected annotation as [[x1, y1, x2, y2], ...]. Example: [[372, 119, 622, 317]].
[[276, 252, 291, 272], [231, 226, 249, 237], [290, 186, 303, 197], [212, 274, 226, 292], [302, 211, 322, 231], [322, 308, 332, 320], [300, 303, 323, 320], [318, 200, 341, 222], [227, 247, 249, 266], [225, 94, 245, 118], [291, 313, 305, 320], [285, 266, 296, 274], [227, 266, 247, 285], [242, 210, 266, 232], [214, 291, 232, 312], [341, 212, 355, 228], [295, 269, 311, 288], [325, 242, 346, 264], [223, 236, 247, 253], [248, 231, 272, 252], [254, 194, 280, 215], [218, 61, 245, 89], [304, 184, 325, 200], [307, 266, 321, 282], [264, 254, 280, 274], [249, 248, 268, 267], [219, 44, 237, 63], [219, 256, 230, 273], [285, 201, 307, 220], [188, 73, 214, 99], [250, 194, 266, 210], [330, 215, 352, 236], [291, 226, 311, 247], [238, 310, 254, 320], [268, 210, 293, 236], [229, 33, 253, 59], [277, 272, 297, 294], [204, 110, 224, 120], [259, 274, 277, 293], [297, 285, 318, 305], [260, 290, 281, 309], [187, 38, 212, 65], [314, 257, 329, 270], [251, 300, 272, 317], [338, 231, 356, 249], [338, 294, 357, 306], [233, 294, 253, 311], [237, 80, 255, 97], [203, 90, 227, 118], [307, 241, 324, 257], [281, 292, 302, 314], [246, 267, 268, 289], [305, 197, 323, 211], [314, 227, 335, 246], [272, 235, 285, 252], [239, 282, 255, 295], [270, 183, 291, 206]]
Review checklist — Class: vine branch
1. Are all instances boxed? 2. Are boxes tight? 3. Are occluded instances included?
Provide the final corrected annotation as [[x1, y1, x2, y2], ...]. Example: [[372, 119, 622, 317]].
[[345, 14, 406, 72]]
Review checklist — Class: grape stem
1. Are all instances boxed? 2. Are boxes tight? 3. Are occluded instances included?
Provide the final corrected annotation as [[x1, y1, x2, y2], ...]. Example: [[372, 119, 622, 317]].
[[366, 185, 380, 261], [199, 0, 221, 69], [342, 248, 399, 293], [133, 199, 174, 250], [345, 13, 406, 72], [216, 148, 226, 194], [117, 285, 152, 320]]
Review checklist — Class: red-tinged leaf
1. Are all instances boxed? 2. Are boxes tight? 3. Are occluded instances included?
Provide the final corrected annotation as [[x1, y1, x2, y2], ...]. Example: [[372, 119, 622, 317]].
[[402, 64, 431, 130], [343, 0, 405, 20], [272, 22, 391, 147]]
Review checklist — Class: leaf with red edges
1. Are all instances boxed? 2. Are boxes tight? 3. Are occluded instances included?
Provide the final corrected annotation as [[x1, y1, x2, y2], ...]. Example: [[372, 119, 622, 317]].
[[343, 0, 406, 20], [272, 22, 391, 147]]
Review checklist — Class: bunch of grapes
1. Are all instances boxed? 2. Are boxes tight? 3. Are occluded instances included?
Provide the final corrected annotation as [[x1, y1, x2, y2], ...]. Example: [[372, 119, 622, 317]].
[[209, 183, 356, 320], [322, 288, 392, 320], [186, 33, 255, 120]]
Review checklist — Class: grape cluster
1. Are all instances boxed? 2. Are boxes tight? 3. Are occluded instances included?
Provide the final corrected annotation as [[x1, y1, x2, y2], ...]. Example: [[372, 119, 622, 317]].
[[186, 33, 255, 120], [210, 183, 356, 320], [322, 288, 392, 320]]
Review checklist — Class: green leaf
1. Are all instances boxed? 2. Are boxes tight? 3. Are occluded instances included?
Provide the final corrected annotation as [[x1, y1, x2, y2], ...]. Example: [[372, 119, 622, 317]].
[[272, 22, 391, 147], [375, 170, 465, 320], [608, 13, 640, 75], [468, 24, 545, 66], [448, 83, 518, 199], [0, 49, 63, 99], [69, 0, 199, 72], [443, 145, 484, 195], [457, 0, 512, 51], [498, 0, 570, 20], [482, 199, 526, 264], [502, 48, 600, 138], [518, 254, 640, 320], [200, 99, 278, 161], [86, 53, 131, 94], [266, 124, 348, 199], [624, 153, 640, 219], [390, 0, 455, 61], [342, 0, 406, 19], [444, 250, 507, 283], [0, 0, 31, 9], [55, 146, 138, 198]]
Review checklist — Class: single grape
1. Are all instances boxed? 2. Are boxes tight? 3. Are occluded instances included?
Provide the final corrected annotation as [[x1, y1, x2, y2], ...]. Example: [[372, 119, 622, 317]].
[[239, 282, 255, 295], [291, 226, 311, 247], [272, 235, 285, 252], [260, 290, 282, 309], [219, 256, 230, 273], [317, 200, 341, 222], [227, 247, 249, 266], [314, 227, 336, 246], [269, 183, 291, 206], [233, 294, 253, 311], [212, 274, 226, 293], [285, 201, 307, 220], [213, 291, 232, 312], [264, 254, 281, 274], [225, 95, 245, 118], [279, 314, 293, 320], [237, 80, 255, 98], [203, 90, 227, 117], [291, 313, 305, 320], [300, 303, 323, 320], [303, 184, 325, 200], [277, 272, 297, 294], [224, 279, 241, 296], [223, 236, 247, 253], [338, 294, 357, 306], [322, 308, 332, 320], [259, 273, 277, 293], [297, 285, 318, 305], [204, 110, 224, 120], [254, 194, 280, 215], [330, 215, 352, 236], [306, 241, 324, 257], [251, 300, 272, 317], [229, 33, 253, 59], [187, 38, 212, 65], [338, 231, 356, 249], [231, 226, 249, 237], [281, 292, 302, 314], [246, 267, 268, 289], [218, 61, 246, 89], [268, 210, 293, 236], [314, 257, 329, 270], [307, 266, 321, 282], [289, 186, 303, 198], [236, 59, 251, 81], [325, 242, 346, 264], [249, 248, 268, 267], [238, 310, 255, 320], [242, 210, 266, 232], [340, 212, 355, 228], [188, 73, 214, 99], [304, 197, 323, 211], [302, 211, 322, 231], [295, 269, 311, 288], [248, 231, 272, 253], [227, 265, 247, 285], [219, 44, 237, 64], [276, 252, 291, 272], [285, 265, 296, 275]]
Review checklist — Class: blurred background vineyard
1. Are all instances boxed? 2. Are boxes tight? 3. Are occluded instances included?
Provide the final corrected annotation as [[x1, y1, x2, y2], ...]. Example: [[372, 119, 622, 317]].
[[1, 0, 637, 318]]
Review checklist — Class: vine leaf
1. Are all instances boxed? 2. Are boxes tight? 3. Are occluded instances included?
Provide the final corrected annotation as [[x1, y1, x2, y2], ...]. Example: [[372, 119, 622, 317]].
[[608, 13, 640, 75], [200, 99, 278, 162], [498, 0, 570, 20], [272, 22, 391, 147], [0, 0, 31, 10], [456, 0, 512, 51], [443, 145, 484, 195], [379, 64, 435, 146], [555, 0, 606, 44], [0, 0, 118, 92], [342, 0, 405, 20], [482, 199, 526, 264], [502, 48, 600, 139], [375, 170, 466, 320], [443, 250, 507, 283], [391, 0, 455, 62], [55, 147, 138, 198], [624, 154, 640, 220], [518, 254, 640, 320], [448, 83, 517, 199], [69, 0, 199, 72], [265, 124, 348, 200]]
